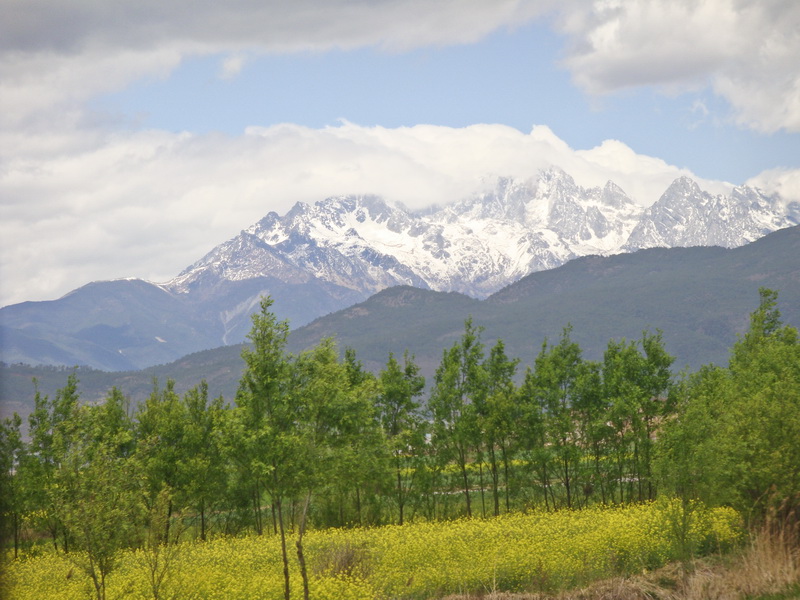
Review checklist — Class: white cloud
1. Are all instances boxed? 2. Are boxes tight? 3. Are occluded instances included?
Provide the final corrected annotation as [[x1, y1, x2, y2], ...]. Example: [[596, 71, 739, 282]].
[[555, 0, 800, 133], [219, 53, 247, 80], [746, 167, 800, 212], [1, 121, 738, 308], [3, 1, 799, 136]]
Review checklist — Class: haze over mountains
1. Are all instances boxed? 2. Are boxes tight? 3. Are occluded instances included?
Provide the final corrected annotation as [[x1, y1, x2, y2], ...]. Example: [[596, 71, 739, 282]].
[[1, 167, 797, 372]]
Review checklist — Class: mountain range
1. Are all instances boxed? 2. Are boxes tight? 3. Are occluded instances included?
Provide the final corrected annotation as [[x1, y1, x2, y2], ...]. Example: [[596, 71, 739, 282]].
[[3, 223, 798, 427], [1, 167, 797, 371]]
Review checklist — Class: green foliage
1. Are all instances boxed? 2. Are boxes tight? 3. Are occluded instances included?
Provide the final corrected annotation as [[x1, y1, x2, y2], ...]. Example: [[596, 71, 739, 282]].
[[377, 350, 426, 524], [428, 317, 487, 517], [50, 399, 144, 600], [0, 413, 23, 556], [657, 288, 800, 518]]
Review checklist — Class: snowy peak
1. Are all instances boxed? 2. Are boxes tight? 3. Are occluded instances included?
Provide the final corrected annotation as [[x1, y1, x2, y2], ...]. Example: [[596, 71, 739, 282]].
[[439, 168, 642, 253], [624, 176, 794, 250], [167, 168, 797, 303]]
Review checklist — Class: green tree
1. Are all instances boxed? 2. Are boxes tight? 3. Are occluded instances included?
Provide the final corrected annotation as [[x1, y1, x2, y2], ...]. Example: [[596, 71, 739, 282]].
[[329, 347, 387, 527], [180, 382, 227, 541], [0, 413, 24, 558], [655, 365, 731, 506], [480, 339, 519, 515], [723, 288, 799, 514], [95, 387, 135, 458], [377, 350, 426, 524], [529, 327, 584, 509], [235, 296, 294, 600], [289, 338, 381, 599], [50, 402, 144, 600], [602, 331, 673, 503], [517, 366, 554, 509], [428, 317, 486, 518], [134, 379, 187, 539], [570, 359, 610, 505], [22, 373, 80, 551], [657, 289, 800, 518]]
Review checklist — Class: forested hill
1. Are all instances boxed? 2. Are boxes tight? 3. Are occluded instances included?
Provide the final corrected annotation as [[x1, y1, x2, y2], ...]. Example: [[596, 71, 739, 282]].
[[1, 225, 798, 424]]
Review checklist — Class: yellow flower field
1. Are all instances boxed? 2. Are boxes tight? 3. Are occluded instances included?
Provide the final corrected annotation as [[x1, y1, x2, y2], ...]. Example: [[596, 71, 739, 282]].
[[2, 500, 740, 600]]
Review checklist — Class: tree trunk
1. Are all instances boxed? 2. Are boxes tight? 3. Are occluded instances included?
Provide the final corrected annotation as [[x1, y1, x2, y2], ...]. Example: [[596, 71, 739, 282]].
[[633, 440, 643, 502], [501, 442, 511, 513], [13, 511, 19, 559], [563, 455, 572, 509], [540, 459, 551, 511], [50, 522, 59, 552], [165, 499, 173, 542], [200, 501, 206, 542], [275, 497, 291, 600], [396, 464, 405, 525], [295, 492, 313, 600], [489, 445, 500, 517], [478, 457, 486, 518], [593, 442, 606, 505], [459, 447, 472, 517], [253, 480, 263, 536]]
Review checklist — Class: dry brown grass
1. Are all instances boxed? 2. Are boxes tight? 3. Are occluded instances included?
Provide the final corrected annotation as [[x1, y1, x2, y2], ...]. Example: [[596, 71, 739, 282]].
[[442, 504, 800, 600]]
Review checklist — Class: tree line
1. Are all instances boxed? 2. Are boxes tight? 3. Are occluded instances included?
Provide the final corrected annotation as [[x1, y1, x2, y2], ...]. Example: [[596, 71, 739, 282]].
[[0, 290, 798, 600]]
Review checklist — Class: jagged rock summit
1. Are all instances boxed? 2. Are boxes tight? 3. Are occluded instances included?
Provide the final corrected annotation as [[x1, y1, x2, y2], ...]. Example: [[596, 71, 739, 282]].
[[169, 167, 791, 300], [624, 176, 795, 251]]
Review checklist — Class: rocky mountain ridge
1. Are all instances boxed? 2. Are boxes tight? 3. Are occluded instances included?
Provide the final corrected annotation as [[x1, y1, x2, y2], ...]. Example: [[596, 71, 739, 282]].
[[169, 168, 794, 301]]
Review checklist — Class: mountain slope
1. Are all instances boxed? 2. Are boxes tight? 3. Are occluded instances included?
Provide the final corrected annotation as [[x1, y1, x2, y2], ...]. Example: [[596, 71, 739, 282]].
[[287, 225, 800, 374]]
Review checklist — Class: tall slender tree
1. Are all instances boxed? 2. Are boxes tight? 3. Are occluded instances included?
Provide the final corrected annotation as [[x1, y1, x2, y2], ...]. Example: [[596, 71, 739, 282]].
[[236, 296, 294, 600], [24, 373, 80, 550], [530, 327, 584, 509], [480, 340, 519, 515], [181, 382, 227, 541], [50, 398, 143, 600], [289, 338, 381, 599], [377, 350, 426, 524], [0, 413, 24, 558], [134, 379, 186, 538], [428, 318, 486, 518]]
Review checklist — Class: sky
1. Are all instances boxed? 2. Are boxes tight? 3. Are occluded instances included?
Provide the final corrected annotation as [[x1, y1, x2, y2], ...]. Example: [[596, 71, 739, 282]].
[[2, 0, 800, 308]]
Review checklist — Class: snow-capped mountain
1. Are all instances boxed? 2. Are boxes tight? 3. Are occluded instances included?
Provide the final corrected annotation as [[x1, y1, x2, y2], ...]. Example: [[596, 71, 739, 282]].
[[2, 166, 796, 371], [169, 167, 792, 301], [170, 168, 648, 299], [624, 177, 796, 251]]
